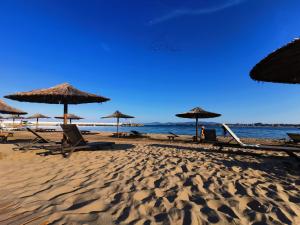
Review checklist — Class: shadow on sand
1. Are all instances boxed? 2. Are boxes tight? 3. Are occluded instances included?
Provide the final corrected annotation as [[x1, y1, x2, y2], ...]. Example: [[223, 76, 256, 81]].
[[4, 139, 34, 144], [148, 143, 300, 177], [36, 143, 136, 157]]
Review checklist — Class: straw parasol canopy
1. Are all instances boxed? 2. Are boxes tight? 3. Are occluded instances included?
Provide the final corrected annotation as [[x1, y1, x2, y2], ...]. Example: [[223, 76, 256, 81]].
[[4, 83, 110, 125], [102, 110, 134, 137], [0, 99, 27, 115], [27, 113, 51, 129], [6, 115, 27, 126], [176, 107, 221, 141], [250, 38, 300, 84], [55, 114, 83, 124]]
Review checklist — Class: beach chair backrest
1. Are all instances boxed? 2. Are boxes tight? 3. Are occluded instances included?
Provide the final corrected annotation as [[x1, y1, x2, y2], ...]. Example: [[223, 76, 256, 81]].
[[204, 129, 217, 141], [131, 130, 140, 135], [222, 124, 245, 146], [287, 133, 300, 143], [61, 124, 86, 146], [26, 127, 49, 143], [169, 132, 179, 137]]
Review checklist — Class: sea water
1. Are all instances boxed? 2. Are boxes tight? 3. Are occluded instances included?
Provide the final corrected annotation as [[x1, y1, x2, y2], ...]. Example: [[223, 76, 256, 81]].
[[74, 125, 299, 139]]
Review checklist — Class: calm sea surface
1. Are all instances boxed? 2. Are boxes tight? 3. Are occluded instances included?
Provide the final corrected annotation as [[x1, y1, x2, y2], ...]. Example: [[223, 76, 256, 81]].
[[70, 125, 300, 139]]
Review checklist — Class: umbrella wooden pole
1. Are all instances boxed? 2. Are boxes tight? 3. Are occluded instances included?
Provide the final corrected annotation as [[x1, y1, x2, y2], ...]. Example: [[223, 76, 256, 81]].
[[63, 104, 68, 125], [36, 118, 39, 129], [117, 117, 119, 138], [63, 104, 68, 143], [70, 119, 72, 124], [195, 117, 198, 142]]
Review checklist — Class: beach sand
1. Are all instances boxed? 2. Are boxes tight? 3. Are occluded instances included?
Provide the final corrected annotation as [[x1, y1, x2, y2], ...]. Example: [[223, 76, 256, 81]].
[[0, 132, 300, 225]]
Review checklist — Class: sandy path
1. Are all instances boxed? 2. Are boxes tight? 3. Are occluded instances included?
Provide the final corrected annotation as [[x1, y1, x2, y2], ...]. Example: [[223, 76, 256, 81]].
[[0, 141, 300, 225]]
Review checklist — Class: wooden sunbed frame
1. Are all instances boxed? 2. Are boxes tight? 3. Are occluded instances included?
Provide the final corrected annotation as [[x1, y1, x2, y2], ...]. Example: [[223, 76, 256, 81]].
[[167, 132, 179, 141], [56, 124, 115, 158], [130, 130, 148, 138], [14, 127, 58, 151]]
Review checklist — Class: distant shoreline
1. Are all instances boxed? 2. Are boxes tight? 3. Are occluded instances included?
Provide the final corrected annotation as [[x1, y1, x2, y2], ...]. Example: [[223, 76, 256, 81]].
[[1, 121, 299, 128], [145, 124, 300, 128]]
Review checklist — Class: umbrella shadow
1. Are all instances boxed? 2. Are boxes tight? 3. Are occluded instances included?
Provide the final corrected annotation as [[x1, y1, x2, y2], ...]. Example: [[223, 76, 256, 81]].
[[148, 143, 300, 176], [111, 143, 135, 151]]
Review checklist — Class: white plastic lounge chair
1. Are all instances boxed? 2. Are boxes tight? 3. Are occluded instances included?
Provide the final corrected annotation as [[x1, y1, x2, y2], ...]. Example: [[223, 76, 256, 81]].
[[216, 124, 300, 159], [222, 124, 259, 148]]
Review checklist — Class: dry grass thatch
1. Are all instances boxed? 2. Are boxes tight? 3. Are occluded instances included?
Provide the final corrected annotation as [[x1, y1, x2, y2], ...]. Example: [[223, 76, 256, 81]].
[[102, 110, 135, 119], [4, 83, 110, 104], [176, 107, 221, 119], [27, 113, 50, 119], [0, 99, 27, 115], [55, 114, 83, 120], [250, 38, 300, 84]]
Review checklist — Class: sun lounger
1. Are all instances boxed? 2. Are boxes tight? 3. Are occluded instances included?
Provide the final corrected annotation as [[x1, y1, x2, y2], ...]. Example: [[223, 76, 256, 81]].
[[112, 132, 127, 137], [0, 132, 13, 143], [35, 128, 56, 132], [287, 133, 300, 143], [202, 129, 217, 143], [167, 132, 179, 141], [130, 130, 148, 138], [14, 127, 58, 151], [215, 124, 300, 159], [52, 124, 115, 158]]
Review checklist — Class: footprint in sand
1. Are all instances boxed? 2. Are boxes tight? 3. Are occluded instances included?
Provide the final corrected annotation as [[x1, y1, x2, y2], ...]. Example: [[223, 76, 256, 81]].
[[189, 195, 206, 205], [200, 206, 220, 223], [272, 207, 292, 225], [154, 212, 169, 223], [288, 195, 300, 203], [247, 200, 268, 213], [116, 206, 131, 223], [111, 193, 123, 205], [218, 204, 239, 220]]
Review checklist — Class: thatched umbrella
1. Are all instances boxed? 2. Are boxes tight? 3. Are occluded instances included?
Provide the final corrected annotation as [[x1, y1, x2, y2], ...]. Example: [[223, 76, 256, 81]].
[[250, 38, 300, 83], [102, 110, 134, 137], [4, 83, 110, 125], [0, 99, 27, 127], [0, 99, 27, 115], [176, 107, 221, 141], [6, 115, 26, 126], [27, 113, 50, 129], [55, 114, 83, 124]]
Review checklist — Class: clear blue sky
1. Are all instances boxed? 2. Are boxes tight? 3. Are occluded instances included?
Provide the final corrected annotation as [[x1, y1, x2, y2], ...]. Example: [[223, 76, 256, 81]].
[[1, 0, 300, 123]]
